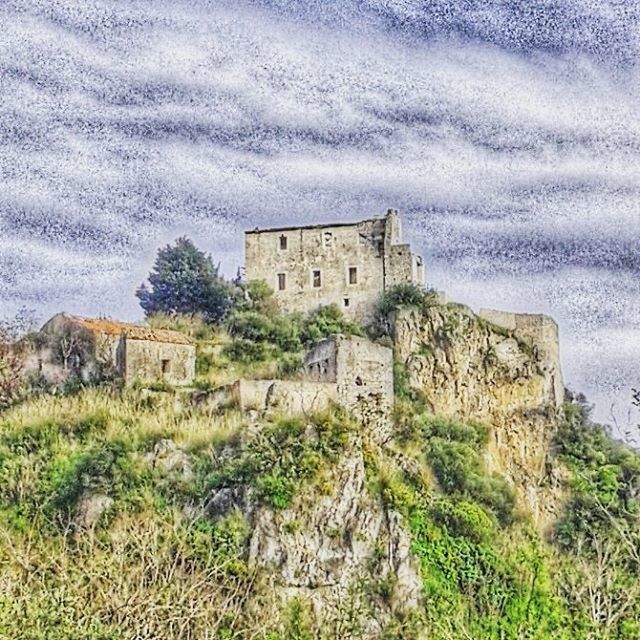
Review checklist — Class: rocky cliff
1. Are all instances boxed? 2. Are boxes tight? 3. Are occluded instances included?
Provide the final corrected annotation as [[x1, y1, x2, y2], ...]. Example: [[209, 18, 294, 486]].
[[392, 302, 565, 528]]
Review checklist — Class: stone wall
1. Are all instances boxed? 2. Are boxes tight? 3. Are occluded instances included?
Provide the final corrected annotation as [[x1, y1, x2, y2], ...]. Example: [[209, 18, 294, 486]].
[[304, 335, 394, 431], [122, 338, 195, 386], [244, 210, 424, 323], [229, 379, 338, 415], [479, 308, 564, 407]]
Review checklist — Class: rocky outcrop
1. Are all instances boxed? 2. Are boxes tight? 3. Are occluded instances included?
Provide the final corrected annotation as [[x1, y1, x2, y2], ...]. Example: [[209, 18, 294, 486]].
[[392, 303, 566, 529], [209, 433, 422, 635]]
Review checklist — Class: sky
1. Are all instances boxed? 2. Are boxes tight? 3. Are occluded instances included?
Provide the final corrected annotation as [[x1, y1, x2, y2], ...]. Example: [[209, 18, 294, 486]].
[[1, 0, 639, 425]]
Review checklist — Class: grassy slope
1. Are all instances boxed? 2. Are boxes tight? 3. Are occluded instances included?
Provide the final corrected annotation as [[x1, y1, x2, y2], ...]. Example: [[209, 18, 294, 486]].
[[1, 310, 639, 639]]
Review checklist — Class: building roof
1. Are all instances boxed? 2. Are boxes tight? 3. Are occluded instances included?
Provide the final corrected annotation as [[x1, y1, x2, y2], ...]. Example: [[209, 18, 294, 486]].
[[245, 216, 382, 235], [50, 314, 192, 345]]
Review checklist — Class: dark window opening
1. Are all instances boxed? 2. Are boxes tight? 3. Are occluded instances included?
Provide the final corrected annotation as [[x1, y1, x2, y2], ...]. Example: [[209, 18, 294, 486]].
[[279, 234, 287, 250], [355, 376, 363, 386], [349, 267, 358, 284], [278, 273, 286, 290], [161, 359, 170, 374], [344, 298, 350, 307], [313, 270, 321, 288]]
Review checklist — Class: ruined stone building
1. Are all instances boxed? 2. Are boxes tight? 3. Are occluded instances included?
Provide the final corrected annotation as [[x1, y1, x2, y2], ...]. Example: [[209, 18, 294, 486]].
[[29, 313, 196, 386], [245, 209, 424, 322], [209, 335, 393, 427], [477, 308, 564, 407], [303, 335, 394, 428]]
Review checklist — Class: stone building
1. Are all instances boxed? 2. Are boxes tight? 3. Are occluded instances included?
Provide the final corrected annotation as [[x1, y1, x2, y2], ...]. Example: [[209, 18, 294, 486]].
[[32, 313, 195, 386], [244, 209, 424, 322], [303, 335, 394, 429], [209, 335, 393, 428], [478, 309, 564, 407]]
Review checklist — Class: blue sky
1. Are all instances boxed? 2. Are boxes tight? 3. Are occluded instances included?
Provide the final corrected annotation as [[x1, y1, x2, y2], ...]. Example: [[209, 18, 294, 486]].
[[1, 0, 639, 423]]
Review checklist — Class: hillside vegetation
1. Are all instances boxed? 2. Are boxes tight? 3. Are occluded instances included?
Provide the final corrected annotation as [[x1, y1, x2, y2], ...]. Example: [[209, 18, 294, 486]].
[[1, 289, 639, 639]]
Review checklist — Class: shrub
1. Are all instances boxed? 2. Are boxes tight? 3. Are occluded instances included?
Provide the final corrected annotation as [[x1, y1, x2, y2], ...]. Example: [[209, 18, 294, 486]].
[[299, 304, 363, 346], [222, 339, 270, 364], [430, 498, 495, 542], [376, 283, 435, 318], [554, 400, 640, 550], [227, 311, 275, 343]]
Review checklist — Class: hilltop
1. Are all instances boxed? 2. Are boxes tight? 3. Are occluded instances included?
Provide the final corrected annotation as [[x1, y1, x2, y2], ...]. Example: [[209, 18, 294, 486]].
[[1, 284, 639, 640]]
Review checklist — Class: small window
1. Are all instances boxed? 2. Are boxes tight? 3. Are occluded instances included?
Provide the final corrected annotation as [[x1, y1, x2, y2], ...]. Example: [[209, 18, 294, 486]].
[[161, 359, 170, 374], [277, 273, 286, 291], [348, 267, 358, 284], [355, 376, 363, 386], [312, 269, 321, 288], [279, 234, 287, 250], [344, 298, 350, 307]]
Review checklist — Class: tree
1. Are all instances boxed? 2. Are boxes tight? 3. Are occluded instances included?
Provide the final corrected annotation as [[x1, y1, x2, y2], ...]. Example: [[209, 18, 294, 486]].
[[0, 324, 25, 410], [136, 237, 234, 324]]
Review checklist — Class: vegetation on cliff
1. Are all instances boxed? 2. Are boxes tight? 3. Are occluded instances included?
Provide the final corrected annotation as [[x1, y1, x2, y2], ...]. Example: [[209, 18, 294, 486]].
[[1, 286, 639, 639]]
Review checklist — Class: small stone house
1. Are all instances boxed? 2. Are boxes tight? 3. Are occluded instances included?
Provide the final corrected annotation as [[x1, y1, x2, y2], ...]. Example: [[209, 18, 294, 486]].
[[32, 313, 196, 386]]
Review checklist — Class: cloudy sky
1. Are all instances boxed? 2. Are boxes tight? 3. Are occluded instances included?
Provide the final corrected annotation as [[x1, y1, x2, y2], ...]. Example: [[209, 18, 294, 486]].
[[1, 0, 639, 424]]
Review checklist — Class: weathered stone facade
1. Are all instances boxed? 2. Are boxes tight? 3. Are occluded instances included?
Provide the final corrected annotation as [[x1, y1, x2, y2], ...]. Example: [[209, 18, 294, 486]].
[[34, 313, 195, 386], [228, 378, 338, 415], [244, 209, 424, 322], [303, 335, 394, 432], [478, 308, 564, 407]]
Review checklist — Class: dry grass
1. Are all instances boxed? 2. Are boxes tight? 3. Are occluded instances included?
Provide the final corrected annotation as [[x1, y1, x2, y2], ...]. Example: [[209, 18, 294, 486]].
[[0, 386, 244, 453]]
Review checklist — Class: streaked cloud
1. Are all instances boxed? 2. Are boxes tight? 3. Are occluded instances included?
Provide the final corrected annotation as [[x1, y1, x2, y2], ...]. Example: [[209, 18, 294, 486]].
[[1, 0, 638, 422]]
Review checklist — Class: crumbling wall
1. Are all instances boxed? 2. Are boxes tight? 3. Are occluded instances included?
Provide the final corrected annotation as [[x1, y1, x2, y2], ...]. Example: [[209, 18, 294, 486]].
[[479, 308, 564, 407], [304, 335, 394, 432], [229, 379, 338, 415]]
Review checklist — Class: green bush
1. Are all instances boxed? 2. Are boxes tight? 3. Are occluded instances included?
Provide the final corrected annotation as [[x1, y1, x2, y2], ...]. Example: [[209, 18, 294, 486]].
[[200, 410, 354, 510], [227, 311, 275, 343], [554, 400, 640, 550], [430, 498, 495, 542], [376, 284, 436, 318], [222, 338, 270, 363], [299, 304, 363, 345]]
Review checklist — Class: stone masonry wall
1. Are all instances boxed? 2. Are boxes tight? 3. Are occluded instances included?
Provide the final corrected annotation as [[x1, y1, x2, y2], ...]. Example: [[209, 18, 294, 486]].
[[123, 339, 196, 386], [230, 379, 338, 415], [244, 210, 424, 323], [304, 335, 394, 433]]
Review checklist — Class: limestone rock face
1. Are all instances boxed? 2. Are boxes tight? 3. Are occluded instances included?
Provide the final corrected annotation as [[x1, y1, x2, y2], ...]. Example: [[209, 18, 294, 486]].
[[211, 435, 422, 634], [74, 490, 113, 530], [392, 304, 565, 529], [145, 438, 193, 480]]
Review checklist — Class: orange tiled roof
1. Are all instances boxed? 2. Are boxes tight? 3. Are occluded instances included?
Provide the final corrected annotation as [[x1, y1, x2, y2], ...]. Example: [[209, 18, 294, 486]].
[[66, 315, 192, 345]]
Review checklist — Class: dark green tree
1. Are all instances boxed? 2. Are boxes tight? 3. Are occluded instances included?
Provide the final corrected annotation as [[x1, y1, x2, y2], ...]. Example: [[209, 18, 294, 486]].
[[136, 237, 234, 323]]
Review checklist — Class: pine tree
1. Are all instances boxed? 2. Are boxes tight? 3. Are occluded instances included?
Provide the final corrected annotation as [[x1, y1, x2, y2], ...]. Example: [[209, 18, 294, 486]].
[[136, 237, 234, 323]]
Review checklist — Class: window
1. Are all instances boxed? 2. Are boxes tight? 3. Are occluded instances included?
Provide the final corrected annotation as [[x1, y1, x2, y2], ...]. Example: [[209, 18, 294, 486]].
[[348, 266, 358, 284], [161, 359, 170, 374], [312, 270, 321, 288], [344, 298, 350, 307], [277, 272, 286, 291], [279, 234, 287, 250]]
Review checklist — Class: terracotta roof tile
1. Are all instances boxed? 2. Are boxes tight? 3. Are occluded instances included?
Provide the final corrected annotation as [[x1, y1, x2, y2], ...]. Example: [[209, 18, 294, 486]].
[[67, 315, 192, 345]]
